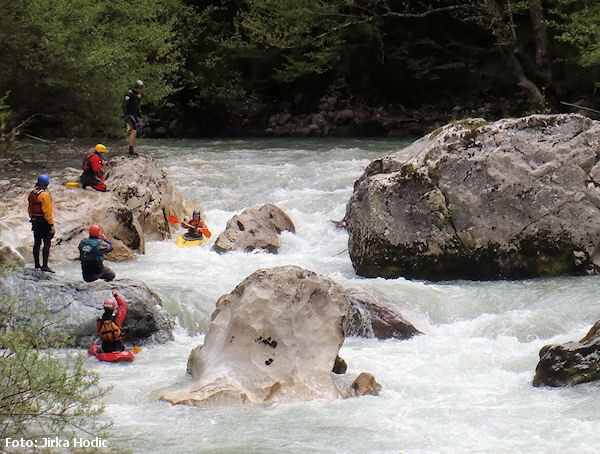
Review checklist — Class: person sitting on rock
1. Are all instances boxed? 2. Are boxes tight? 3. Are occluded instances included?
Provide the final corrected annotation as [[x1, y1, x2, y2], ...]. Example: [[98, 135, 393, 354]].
[[78, 224, 115, 282], [97, 289, 127, 353], [182, 210, 211, 240], [80, 144, 108, 191]]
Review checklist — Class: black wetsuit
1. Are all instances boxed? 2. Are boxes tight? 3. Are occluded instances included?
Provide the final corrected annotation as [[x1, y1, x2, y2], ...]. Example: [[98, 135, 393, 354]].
[[123, 88, 143, 133]]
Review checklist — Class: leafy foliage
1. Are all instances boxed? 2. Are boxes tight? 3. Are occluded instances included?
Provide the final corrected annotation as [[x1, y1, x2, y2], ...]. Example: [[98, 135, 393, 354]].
[[1, 0, 600, 136], [0, 0, 181, 136], [0, 266, 109, 443]]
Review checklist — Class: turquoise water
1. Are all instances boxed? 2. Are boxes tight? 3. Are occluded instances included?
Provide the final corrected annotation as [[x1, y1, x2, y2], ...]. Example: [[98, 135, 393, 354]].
[[53, 138, 600, 454]]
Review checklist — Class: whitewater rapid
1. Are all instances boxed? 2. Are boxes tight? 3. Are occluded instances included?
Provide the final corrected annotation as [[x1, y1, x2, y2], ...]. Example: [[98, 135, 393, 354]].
[[55, 138, 600, 454]]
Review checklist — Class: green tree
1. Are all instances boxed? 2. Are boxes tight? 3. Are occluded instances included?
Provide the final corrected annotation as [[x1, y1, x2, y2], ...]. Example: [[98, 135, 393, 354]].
[[0, 0, 181, 136], [231, 0, 511, 109], [551, 0, 600, 89]]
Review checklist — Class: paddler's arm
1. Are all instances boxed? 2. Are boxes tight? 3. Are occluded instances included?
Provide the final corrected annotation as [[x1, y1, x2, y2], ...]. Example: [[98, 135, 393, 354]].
[[112, 290, 127, 327], [200, 222, 211, 238]]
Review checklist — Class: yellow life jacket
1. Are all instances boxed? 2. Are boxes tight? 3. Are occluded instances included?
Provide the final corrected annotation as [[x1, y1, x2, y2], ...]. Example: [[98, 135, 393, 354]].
[[100, 320, 121, 341]]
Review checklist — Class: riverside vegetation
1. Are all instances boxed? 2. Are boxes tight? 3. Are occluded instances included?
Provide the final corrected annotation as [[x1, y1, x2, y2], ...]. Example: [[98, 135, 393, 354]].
[[1, 0, 600, 142], [0, 262, 112, 450]]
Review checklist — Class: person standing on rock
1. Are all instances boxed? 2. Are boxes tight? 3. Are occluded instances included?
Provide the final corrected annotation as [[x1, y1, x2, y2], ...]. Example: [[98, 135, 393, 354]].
[[80, 143, 108, 191], [123, 80, 143, 156], [97, 289, 127, 353], [78, 224, 115, 282], [27, 174, 55, 273]]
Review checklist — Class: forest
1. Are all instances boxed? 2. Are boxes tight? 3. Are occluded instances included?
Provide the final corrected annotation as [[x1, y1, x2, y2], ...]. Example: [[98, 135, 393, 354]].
[[0, 0, 599, 139]]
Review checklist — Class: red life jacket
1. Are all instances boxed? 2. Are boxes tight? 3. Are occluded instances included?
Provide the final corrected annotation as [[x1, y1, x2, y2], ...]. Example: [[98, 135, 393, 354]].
[[28, 189, 45, 217]]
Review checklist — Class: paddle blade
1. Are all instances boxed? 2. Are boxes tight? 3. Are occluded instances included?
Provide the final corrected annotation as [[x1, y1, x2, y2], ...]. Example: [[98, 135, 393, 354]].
[[168, 215, 181, 224], [66, 181, 80, 188], [133, 346, 141, 354]]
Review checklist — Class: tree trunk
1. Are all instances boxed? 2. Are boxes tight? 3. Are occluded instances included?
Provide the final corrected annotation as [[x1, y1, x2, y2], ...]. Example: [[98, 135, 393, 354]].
[[483, 0, 546, 110], [527, 0, 560, 110]]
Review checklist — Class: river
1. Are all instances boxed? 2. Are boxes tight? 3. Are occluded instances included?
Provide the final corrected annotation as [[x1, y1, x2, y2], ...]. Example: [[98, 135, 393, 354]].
[[54, 138, 600, 453]]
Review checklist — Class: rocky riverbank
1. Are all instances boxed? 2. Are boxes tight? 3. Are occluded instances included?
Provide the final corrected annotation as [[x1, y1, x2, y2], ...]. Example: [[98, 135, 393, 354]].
[[0, 153, 196, 265]]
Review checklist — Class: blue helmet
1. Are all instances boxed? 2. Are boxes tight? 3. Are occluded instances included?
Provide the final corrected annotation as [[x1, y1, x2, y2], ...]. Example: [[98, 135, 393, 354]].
[[37, 174, 50, 186]]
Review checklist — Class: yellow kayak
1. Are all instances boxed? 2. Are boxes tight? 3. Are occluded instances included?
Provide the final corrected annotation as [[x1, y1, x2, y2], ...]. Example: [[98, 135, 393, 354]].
[[175, 234, 208, 248]]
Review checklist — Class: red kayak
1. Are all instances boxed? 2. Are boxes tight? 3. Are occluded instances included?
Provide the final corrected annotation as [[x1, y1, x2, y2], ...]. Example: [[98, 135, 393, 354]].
[[88, 344, 135, 363]]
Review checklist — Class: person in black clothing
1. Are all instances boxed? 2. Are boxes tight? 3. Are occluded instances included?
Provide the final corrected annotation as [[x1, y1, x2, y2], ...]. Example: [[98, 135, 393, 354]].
[[123, 80, 143, 156]]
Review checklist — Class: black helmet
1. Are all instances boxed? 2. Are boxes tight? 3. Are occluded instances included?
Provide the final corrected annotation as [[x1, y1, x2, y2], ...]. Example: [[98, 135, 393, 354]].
[[192, 210, 201, 218], [135, 80, 144, 89]]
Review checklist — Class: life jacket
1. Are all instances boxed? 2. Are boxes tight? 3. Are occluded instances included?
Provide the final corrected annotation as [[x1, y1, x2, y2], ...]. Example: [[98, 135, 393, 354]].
[[28, 189, 45, 217], [79, 238, 104, 263], [100, 319, 121, 341]]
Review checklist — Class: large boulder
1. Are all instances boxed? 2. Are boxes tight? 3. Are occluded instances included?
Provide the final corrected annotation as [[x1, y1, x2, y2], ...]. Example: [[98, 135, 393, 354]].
[[0, 154, 195, 264], [346, 287, 422, 339], [533, 321, 600, 387], [161, 266, 352, 406], [0, 268, 175, 347], [212, 203, 295, 254], [105, 155, 196, 241], [345, 114, 600, 280]]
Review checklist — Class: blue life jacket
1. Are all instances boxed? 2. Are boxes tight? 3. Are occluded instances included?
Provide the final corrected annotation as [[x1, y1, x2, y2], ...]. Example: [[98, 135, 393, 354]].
[[78, 238, 104, 263]]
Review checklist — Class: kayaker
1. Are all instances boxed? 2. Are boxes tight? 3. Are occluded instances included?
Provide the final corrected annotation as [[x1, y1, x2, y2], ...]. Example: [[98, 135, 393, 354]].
[[27, 174, 55, 273], [78, 224, 116, 282], [123, 80, 143, 156], [96, 290, 127, 353], [80, 144, 108, 191], [182, 210, 211, 240]]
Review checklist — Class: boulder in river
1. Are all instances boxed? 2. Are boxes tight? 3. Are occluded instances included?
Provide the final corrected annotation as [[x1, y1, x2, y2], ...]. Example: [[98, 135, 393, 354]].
[[162, 265, 372, 407], [104, 155, 197, 241], [345, 114, 600, 280], [533, 321, 600, 387], [212, 203, 295, 254], [0, 268, 175, 347], [346, 287, 422, 339]]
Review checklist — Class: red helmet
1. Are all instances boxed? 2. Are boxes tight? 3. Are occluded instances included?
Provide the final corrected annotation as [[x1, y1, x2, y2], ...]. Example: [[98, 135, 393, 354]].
[[103, 299, 116, 310], [89, 224, 101, 237]]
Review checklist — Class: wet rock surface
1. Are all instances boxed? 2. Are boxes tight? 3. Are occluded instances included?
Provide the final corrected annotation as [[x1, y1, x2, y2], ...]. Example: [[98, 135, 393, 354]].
[[0, 268, 174, 347], [533, 321, 600, 387]]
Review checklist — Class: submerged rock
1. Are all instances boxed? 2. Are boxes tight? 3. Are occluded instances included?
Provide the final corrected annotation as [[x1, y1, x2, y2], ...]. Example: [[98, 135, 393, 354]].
[[351, 372, 382, 396], [346, 287, 422, 339], [0, 268, 174, 347], [162, 265, 354, 406], [212, 203, 295, 254], [345, 114, 600, 280], [533, 321, 600, 387]]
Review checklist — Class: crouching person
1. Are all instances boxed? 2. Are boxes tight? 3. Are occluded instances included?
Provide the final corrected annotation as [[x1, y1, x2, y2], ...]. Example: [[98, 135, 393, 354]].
[[78, 224, 116, 282]]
